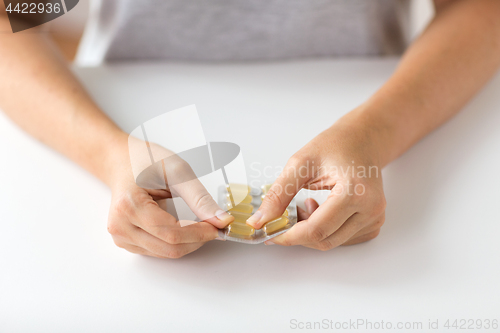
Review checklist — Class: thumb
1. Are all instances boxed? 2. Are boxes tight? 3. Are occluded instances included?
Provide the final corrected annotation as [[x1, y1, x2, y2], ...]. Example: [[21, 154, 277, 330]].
[[247, 155, 310, 229], [171, 177, 234, 229]]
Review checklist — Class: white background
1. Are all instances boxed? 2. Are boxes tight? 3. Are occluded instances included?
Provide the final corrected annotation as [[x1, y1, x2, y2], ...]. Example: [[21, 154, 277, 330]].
[[0, 59, 499, 332]]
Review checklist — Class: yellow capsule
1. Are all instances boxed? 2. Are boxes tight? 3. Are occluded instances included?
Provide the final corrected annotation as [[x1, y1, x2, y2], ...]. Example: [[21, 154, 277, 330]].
[[283, 209, 289, 217], [226, 191, 252, 204], [226, 183, 251, 193], [261, 184, 272, 194], [228, 211, 252, 223], [226, 202, 254, 214], [263, 216, 289, 235], [227, 221, 255, 236]]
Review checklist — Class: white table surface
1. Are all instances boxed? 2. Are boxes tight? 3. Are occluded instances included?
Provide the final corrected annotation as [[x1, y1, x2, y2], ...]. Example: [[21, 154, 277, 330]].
[[1, 59, 499, 333]]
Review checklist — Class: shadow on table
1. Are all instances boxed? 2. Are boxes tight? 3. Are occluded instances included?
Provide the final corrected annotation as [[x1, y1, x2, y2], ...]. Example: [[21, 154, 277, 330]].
[[132, 73, 500, 291]]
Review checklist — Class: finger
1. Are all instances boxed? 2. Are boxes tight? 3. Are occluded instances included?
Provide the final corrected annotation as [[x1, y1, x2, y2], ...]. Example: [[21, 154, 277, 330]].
[[147, 222, 219, 245], [348, 215, 384, 240], [304, 198, 319, 214], [247, 156, 310, 228], [297, 199, 319, 221], [271, 192, 355, 246], [303, 213, 368, 251], [113, 239, 161, 257], [171, 177, 233, 229], [130, 227, 207, 259], [342, 229, 380, 246], [147, 188, 172, 201], [135, 202, 219, 244], [165, 222, 219, 244], [297, 206, 310, 221], [342, 216, 384, 245]]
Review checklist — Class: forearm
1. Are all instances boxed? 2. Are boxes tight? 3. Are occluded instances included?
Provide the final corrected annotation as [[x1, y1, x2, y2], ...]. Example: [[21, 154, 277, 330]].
[[347, 0, 500, 168], [0, 15, 128, 185]]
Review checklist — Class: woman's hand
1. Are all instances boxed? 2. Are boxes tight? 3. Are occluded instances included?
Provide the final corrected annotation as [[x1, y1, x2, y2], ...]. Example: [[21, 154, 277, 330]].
[[106, 139, 233, 258], [246, 0, 500, 250], [107, 179, 219, 258], [247, 109, 387, 250]]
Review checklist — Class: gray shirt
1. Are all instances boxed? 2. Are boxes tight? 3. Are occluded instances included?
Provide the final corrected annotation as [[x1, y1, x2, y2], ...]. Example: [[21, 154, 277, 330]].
[[76, 0, 411, 65]]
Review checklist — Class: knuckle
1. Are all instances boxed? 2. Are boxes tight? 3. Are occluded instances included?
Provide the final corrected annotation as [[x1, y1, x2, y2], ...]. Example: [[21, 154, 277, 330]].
[[137, 192, 155, 208], [112, 193, 135, 217], [373, 195, 387, 215], [164, 230, 181, 244], [165, 249, 184, 259], [107, 220, 122, 236], [263, 188, 284, 208], [372, 217, 385, 229], [317, 240, 334, 251], [308, 227, 327, 243], [112, 239, 126, 249], [355, 186, 386, 217], [368, 229, 381, 240], [194, 192, 215, 210], [167, 156, 192, 177]]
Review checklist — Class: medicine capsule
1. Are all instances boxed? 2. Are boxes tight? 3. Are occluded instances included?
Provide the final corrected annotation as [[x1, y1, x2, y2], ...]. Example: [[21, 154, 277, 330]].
[[261, 184, 272, 194], [226, 183, 251, 194], [263, 216, 289, 235], [228, 211, 252, 223], [283, 209, 289, 217], [226, 202, 254, 214], [226, 191, 253, 204], [227, 221, 255, 236]]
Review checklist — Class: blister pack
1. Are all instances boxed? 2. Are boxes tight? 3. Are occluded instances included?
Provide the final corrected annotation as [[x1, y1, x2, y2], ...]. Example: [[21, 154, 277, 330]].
[[217, 183, 297, 244]]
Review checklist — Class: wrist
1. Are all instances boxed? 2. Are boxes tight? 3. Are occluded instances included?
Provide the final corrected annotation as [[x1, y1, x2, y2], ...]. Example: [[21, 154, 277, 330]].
[[100, 129, 133, 189], [334, 103, 396, 168]]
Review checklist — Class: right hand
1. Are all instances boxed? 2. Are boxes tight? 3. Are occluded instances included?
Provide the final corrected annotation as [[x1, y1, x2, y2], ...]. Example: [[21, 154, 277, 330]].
[[106, 140, 233, 259]]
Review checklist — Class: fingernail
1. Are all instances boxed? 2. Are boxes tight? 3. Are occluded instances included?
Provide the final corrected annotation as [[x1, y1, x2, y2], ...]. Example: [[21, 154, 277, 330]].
[[215, 210, 232, 222], [215, 229, 226, 241], [264, 240, 275, 246], [246, 211, 263, 227]]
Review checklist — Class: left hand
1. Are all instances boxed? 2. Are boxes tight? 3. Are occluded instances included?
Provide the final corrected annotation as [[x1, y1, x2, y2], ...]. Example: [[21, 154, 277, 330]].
[[246, 112, 387, 250]]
